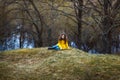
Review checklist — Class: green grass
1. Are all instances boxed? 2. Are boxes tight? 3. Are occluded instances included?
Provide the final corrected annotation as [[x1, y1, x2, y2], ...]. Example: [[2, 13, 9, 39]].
[[0, 48, 120, 80]]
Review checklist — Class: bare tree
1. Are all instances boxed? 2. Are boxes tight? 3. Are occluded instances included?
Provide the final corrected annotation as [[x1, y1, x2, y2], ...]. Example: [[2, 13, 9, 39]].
[[23, 0, 45, 47], [72, 0, 83, 49], [86, 0, 120, 53], [0, 0, 16, 49]]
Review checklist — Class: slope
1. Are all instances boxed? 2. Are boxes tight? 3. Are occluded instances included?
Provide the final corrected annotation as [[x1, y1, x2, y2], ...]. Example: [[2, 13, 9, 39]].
[[0, 48, 120, 80]]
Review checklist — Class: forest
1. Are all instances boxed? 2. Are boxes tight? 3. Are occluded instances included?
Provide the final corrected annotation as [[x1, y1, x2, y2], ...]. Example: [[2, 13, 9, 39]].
[[0, 0, 120, 54]]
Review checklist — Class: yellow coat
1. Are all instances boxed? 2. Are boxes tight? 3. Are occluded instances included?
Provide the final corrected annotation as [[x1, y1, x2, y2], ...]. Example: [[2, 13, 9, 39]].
[[57, 40, 69, 49]]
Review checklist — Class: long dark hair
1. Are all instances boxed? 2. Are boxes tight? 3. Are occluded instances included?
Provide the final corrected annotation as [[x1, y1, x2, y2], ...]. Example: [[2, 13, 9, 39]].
[[58, 33, 68, 43]]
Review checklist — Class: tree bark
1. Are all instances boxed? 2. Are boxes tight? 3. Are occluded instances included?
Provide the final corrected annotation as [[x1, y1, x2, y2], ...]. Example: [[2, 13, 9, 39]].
[[102, 0, 112, 53], [24, 0, 44, 47], [74, 0, 83, 49]]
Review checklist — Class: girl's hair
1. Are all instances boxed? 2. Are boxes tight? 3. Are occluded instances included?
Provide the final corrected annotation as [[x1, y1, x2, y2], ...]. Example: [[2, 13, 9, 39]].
[[58, 33, 68, 43]]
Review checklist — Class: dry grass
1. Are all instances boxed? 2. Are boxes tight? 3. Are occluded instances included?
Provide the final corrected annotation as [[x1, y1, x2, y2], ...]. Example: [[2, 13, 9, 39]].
[[0, 48, 120, 80]]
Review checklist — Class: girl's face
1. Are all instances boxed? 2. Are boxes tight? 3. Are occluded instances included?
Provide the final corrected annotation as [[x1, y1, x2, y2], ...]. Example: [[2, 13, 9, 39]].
[[61, 34, 65, 39]]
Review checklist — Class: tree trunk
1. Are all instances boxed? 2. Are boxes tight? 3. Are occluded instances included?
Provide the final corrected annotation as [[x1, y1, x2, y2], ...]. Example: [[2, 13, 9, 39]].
[[24, 0, 44, 47], [74, 0, 83, 49], [102, 0, 112, 53]]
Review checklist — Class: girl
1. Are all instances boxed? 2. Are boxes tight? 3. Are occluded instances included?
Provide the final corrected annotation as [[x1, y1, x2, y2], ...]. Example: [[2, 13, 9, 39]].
[[48, 33, 69, 50]]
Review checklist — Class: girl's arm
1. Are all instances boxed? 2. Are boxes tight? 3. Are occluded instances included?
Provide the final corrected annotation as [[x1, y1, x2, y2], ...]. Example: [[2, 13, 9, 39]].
[[66, 41, 69, 49]]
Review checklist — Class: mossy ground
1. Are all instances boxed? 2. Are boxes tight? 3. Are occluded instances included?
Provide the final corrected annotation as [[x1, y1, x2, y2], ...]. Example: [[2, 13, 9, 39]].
[[0, 48, 120, 80]]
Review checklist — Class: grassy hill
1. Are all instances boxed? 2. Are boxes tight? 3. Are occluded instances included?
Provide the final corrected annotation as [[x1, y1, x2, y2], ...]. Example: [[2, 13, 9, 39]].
[[0, 48, 120, 80]]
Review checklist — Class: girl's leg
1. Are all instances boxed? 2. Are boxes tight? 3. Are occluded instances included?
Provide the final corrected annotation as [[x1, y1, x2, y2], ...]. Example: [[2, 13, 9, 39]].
[[48, 45, 60, 50]]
